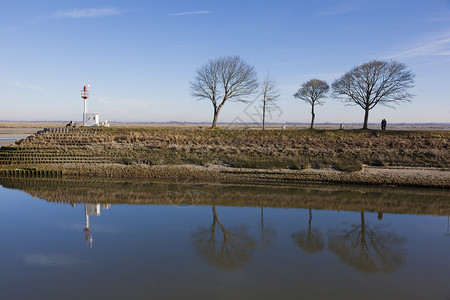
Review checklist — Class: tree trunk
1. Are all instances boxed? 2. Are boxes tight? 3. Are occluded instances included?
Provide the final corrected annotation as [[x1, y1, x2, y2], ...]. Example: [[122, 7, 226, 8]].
[[262, 105, 266, 130], [363, 107, 370, 129], [212, 108, 219, 128], [212, 102, 225, 129], [310, 104, 315, 129], [360, 211, 366, 245], [308, 208, 312, 231], [212, 205, 219, 224]]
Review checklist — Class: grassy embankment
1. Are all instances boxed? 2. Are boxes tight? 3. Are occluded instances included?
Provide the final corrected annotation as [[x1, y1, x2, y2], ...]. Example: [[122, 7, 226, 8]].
[[0, 127, 449, 187]]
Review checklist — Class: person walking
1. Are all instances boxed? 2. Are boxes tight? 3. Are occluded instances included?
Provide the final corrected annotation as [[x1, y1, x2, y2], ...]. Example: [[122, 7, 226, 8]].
[[381, 119, 387, 130]]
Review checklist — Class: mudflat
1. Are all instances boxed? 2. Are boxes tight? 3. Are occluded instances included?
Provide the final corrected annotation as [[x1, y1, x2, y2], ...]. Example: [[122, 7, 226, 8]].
[[0, 128, 39, 146]]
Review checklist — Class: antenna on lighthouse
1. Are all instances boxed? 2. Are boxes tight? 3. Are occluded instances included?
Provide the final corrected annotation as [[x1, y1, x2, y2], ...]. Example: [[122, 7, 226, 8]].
[[81, 78, 90, 126]]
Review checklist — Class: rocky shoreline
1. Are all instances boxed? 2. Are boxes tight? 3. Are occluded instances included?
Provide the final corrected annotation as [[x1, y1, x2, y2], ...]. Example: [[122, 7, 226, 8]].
[[45, 163, 449, 188]]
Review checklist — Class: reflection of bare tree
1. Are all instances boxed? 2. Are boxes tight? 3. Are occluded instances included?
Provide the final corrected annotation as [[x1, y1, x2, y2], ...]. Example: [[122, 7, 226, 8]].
[[445, 216, 449, 238], [164, 181, 202, 208], [291, 208, 324, 254], [328, 211, 406, 273], [260, 205, 276, 253], [191, 205, 255, 270]]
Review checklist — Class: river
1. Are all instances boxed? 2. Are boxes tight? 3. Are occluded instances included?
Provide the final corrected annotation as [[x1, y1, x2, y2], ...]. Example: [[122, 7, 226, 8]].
[[0, 178, 449, 299]]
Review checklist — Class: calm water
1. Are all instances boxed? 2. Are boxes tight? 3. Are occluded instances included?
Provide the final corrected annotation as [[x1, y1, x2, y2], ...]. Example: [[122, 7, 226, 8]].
[[0, 178, 449, 300]]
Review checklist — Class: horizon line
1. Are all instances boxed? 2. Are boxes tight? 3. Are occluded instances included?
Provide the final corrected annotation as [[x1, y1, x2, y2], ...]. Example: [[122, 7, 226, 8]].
[[1, 120, 449, 126]]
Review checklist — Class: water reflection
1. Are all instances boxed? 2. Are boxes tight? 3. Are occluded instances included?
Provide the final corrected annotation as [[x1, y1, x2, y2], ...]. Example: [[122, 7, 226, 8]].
[[260, 204, 276, 254], [191, 205, 255, 270], [83, 203, 110, 248], [1, 177, 449, 215], [378, 212, 383, 220], [445, 216, 450, 238], [291, 208, 324, 254], [0, 177, 448, 276], [1, 178, 450, 299], [327, 211, 406, 273]]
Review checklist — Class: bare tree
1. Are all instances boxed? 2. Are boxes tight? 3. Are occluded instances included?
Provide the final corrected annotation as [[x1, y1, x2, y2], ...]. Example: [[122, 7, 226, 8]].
[[291, 208, 324, 254], [260, 71, 280, 130], [331, 60, 415, 129], [190, 56, 259, 128], [293, 79, 329, 129], [328, 211, 406, 274], [191, 205, 255, 269]]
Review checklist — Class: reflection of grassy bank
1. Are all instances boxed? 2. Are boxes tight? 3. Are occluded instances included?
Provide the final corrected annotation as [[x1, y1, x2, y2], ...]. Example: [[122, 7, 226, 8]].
[[2, 177, 449, 216], [1, 128, 449, 187]]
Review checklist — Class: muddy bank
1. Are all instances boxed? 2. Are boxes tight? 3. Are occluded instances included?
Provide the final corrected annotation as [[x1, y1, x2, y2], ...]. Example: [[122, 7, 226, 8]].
[[22, 163, 448, 188]]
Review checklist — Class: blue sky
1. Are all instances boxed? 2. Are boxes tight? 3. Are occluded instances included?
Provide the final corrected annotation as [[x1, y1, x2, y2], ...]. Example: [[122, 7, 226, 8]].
[[1, 0, 449, 124]]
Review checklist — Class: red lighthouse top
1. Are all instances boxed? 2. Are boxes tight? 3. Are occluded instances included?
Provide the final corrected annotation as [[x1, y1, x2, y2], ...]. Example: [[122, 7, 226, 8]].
[[81, 85, 89, 100]]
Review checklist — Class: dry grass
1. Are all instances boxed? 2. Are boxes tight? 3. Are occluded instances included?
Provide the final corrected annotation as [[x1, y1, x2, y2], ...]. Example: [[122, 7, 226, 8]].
[[94, 128, 450, 169], [0, 127, 448, 187], [9, 127, 450, 170]]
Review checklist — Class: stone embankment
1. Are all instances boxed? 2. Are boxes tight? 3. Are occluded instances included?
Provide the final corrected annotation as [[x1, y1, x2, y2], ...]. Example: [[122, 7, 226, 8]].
[[0, 128, 113, 167]]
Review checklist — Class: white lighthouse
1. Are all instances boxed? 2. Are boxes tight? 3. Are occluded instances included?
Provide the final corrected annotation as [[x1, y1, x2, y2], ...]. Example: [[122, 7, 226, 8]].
[[80, 78, 101, 127]]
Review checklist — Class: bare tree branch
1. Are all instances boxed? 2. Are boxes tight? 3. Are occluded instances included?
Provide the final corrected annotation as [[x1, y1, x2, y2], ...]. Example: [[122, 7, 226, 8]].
[[190, 56, 259, 128], [293, 79, 329, 129], [260, 71, 280, 130], [331, 60, 415, 129]]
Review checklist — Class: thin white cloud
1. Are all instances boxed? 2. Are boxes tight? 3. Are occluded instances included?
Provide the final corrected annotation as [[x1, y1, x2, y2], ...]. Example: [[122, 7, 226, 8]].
[[9, 81, 49, 93], [53, 7, 123, 19], [0, 25, 25, 32], [319, 4, 359, 16], [25, 254, 85, 267], [388, 33, 450, 59], [172, 30, 201, 36], [175, 45, 204, 49], [168, 11, 211, 17], [318, 0, 370, 17], [426, 12, 450, 22], [278, 48, 304, 53]]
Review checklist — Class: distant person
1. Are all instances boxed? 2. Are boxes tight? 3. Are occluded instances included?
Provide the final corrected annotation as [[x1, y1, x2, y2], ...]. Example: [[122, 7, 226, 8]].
[[381, 119, 387, 130]]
